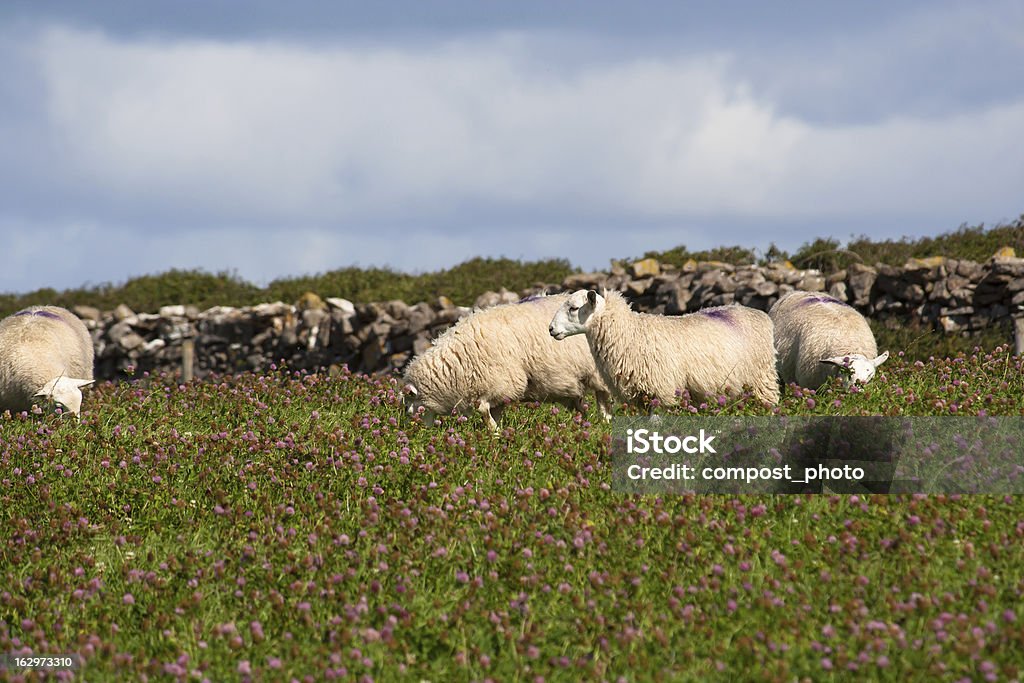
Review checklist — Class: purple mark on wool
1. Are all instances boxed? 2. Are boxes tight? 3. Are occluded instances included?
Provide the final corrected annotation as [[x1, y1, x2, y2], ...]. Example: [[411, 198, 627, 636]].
[[798, 295, 850, 308], [699, 308, 734, 324], [517, 295, 546, 304], [14, 309, 65, 322]]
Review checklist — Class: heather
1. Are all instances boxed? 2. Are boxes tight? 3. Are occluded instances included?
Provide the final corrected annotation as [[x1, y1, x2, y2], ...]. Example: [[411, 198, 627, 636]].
[[3, 347, 1024, 681]]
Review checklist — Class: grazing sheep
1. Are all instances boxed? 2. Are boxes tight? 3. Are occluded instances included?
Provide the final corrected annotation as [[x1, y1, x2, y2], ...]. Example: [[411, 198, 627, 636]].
[[769, 290, 889, 389], [549, 289, 780, 407], [0, 306, 95, 418], [403, 293, 613, 431]]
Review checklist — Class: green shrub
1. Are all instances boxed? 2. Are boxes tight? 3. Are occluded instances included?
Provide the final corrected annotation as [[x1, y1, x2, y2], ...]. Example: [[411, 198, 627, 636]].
[[634, 244, 757, 268], [2, 215, 1020, 323], [847, 219, 1024, 266]]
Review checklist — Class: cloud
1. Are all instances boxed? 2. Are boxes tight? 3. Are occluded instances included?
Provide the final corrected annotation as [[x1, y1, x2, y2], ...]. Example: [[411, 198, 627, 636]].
[[30, 25, 1024, 224], [1, 9, 1022, 294]]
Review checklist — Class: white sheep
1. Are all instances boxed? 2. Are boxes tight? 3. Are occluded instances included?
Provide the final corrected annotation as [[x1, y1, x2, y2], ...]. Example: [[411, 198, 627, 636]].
[[0, 306, 95, 418], [403, 293, 613, 430], [769, 290, 889, 389], [549, 289, 780, 407]]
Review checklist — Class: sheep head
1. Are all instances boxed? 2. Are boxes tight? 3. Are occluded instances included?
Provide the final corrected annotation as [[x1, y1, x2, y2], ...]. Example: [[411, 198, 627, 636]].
[[549, 289, 604, 340], [34, 376, 95, 417], [819, 350, 889, 388]]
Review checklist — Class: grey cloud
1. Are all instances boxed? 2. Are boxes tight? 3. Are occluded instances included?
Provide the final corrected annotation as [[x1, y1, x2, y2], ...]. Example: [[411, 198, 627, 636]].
[[1, 2, 1022, 296]]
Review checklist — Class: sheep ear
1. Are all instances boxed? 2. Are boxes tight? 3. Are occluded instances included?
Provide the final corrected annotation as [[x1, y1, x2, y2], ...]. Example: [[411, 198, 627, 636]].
[[819, 357, 843, 368], [587, 290, 598, 306], [873, 351, 890, 368]]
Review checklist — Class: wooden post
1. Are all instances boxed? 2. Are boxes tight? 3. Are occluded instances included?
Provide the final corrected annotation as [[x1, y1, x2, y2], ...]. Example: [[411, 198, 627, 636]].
[[182, 338, 195, 383], [1015, 316, 1024, 356]]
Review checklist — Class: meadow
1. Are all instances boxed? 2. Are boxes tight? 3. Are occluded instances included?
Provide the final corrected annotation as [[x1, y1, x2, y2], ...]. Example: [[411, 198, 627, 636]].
[[3, 344, 1024, 682]]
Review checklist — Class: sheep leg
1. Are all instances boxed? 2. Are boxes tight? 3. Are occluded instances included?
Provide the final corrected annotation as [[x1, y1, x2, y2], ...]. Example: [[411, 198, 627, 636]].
[[477, 399, 500, 433], [594, 390, 614, 423]]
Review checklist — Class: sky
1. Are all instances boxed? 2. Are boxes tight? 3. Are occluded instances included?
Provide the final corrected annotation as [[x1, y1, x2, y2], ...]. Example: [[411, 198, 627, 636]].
[[2, 0, 1023, 295]]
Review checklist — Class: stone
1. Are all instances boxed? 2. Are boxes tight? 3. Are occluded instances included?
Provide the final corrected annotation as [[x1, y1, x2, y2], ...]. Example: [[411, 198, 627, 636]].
[[406, 305, 435, 336], [473, 288, 520, 309], [990, 256, 1024, 278], [796, 273, 826, 292], [302, 307, 329, 329], [664, 282, 693, 315], [297, 291, 326, 311], [385, 299, 411, 319], [361, 337, 385, 369], [825, 269, 847, 288], [993, 246, 1017, 259], [73, 305, 102, 322], [697, 260, 736, 273], [846, 263, 877, 306], [956, 260, 983, 280], [390, 334, 415, 353], [763, 267, 792, 284], [413, 335, 433, 357], [828, 281, 849, 301], [113, 303, 136, 322], [142, 338, 167, 354], [735, 268, 766, 286], [626, 277, 654, 297], [112, 328, 145, 352], [940, 306, 974, 316], [428, 314, 458, 332], [563, 272, 606, 290], [252, 302, 294, 318], [159, 305, 188, 318], [904, 256, 946, 270], [629, 258, 661, 278], [940, 315, 970, 333], [326, 297, 356, 317]]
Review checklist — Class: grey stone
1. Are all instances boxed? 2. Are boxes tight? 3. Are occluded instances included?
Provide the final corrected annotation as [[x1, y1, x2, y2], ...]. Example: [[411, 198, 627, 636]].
[[73, 305, 102, 322], [664, 282, 693, 315], [326, 297, 356, 317], [828, 281, 849, 302], [796, 273, 826, 292], [113, 303, 136, 321], [625, 277, 654, 297]]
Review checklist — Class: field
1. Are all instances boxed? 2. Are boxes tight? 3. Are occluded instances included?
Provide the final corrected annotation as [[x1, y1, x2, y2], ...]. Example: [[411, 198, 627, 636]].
[[3, 346, 1024, 682]]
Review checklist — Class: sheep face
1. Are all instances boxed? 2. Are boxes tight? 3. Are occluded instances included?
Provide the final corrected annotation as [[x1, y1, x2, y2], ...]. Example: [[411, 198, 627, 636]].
[[820, 350, 889, 388], [34, 377, 95, 417], [549, 289, 604, 340], [403, 382, 425, 415]]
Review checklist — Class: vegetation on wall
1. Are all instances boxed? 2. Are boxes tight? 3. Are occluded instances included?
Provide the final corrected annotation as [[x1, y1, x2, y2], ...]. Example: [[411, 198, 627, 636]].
[[1, 216, 1021, 320]]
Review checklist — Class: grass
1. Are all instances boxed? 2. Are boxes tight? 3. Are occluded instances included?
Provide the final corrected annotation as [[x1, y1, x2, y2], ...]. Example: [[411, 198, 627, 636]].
[[3, 346, 1024, 681]]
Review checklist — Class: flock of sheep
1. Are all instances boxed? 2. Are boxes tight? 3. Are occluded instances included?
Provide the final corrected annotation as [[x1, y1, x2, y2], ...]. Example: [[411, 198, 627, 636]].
[[0, 290, 887, 423], [406, 288, 888, 429]]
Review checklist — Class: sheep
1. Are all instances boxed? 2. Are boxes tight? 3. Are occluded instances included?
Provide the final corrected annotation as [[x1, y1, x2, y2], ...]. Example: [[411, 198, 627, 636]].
[[768, 290, 889, 389], [548, 289, 780, 408], [0, 306, 95, 418], [403, 293, 613, 431]]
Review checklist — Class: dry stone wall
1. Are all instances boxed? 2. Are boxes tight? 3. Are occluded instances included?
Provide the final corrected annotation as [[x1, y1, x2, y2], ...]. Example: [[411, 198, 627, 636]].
[[74, 253, 1024, 381]]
